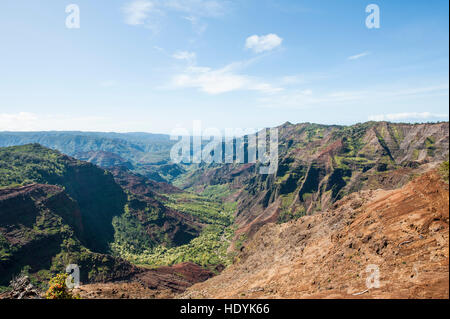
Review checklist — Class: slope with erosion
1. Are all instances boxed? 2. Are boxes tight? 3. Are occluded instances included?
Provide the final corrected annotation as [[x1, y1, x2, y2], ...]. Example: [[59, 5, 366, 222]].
[[0, 144, 236, 292], [182, 167, 449, 299], [0, 183, 139, 287], [0, 143, 127, 253], [174, 122, 449, 239]]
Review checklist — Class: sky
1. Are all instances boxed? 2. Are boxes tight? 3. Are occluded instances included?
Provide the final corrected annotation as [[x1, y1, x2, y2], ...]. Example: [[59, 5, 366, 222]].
[[0, 0, 448, 133]]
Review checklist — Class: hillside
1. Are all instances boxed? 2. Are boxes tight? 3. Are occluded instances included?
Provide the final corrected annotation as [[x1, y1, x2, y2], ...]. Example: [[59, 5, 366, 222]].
[[0, 183, 139, 286], [0, 144, 236, 291], [0, 131, 177, 176], [0, 122, 448, 298], [0, 143, 127, 253], [182, 168, 449, 299], [176, 121, 449, 239]]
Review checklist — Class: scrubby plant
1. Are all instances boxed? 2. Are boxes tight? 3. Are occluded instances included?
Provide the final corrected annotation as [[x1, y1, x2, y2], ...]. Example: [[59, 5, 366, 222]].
[[44, 273, 80, 299], [439, 161, 449, 182]]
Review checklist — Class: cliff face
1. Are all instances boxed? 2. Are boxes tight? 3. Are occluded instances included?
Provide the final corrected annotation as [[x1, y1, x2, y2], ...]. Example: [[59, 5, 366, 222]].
[[0, 144, 128, 253], [183, 169, 449, 299], [176, 122, 449, 237], [0, 144, 209, 287], [0, 184, 138, 286]]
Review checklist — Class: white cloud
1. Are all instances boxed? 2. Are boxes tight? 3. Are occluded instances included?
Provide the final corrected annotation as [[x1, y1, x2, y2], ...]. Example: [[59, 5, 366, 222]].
[[184, 15, 208, 34], [0, 112, 38, 131], [172, 62, 283, 94], [123, 0, 155, 25], [123, 0, 227, 33], [258, 83, 449, 109], [245, 34, 283, 53], [165, 0, 226, 17], [348, 52, 371, 60], [172, 51, 197, 63], [0, 113, 115, 131], [368, 112, 449, 122]]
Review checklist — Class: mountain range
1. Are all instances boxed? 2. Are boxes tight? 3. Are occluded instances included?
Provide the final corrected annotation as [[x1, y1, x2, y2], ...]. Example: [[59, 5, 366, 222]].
[[0, 121, 448, 298]]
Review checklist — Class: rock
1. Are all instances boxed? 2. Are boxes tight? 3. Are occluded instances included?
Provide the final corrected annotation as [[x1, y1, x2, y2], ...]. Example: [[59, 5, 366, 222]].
[[7, 275, 41, 299]]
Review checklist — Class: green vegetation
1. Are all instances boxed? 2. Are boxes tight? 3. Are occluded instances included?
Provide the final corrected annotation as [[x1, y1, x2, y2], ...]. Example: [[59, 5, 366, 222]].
[[168, 194, 232, 225], [44, 273, 80, 299], [0, 131, 176, 165], [277, 193, 307, 223], [110, 184, 236, 269], [278, 206, 306, 223], [439, 161, 449, 182], [0, 144, 67, 187], [111, 205, 156, 254], [119, 225, 235, 268], [425, 137, 436, 156]]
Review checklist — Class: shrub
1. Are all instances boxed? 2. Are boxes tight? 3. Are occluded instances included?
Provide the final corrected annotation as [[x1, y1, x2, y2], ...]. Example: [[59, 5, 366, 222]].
[[44, 273, 80, 299], [439, 161, 449, 182]]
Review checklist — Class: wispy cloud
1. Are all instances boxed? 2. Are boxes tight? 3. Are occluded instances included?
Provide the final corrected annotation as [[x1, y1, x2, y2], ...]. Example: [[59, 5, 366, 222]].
[[184, 15, 208, 35], [172, 51, 197, 64], [123, 0, 156, 26], [245, 34, 283, 53], [0, 113, 110, 131], [0, 112, 38, 131], [171, 61, 283, 94], [368, 112, 449, 122], [258, 83, 449, 109], [123, 0, 228, 34], [348, 51, 371, 60], [165, 0, 227, 17]]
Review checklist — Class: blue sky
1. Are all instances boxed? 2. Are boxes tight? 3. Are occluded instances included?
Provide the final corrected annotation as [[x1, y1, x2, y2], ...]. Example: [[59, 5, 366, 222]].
[[0, 0, 448, 133]]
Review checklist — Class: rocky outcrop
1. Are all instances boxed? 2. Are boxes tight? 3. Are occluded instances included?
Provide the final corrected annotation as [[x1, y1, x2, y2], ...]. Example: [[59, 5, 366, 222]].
[[3, 275, 41, 299]]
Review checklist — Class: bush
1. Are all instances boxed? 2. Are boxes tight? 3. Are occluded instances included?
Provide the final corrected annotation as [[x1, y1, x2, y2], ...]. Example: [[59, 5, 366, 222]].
[[44, 273, 80, 299], [439, 161, 449, 182]]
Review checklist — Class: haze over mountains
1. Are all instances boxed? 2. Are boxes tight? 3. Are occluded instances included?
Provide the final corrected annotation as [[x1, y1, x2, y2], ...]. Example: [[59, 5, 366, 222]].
[[0, 121, 448, 298]]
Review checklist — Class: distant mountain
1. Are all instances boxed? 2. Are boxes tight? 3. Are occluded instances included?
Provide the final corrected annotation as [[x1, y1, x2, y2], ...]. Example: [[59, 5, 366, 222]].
[[0, 131, 175, 165], [1, 121, 448, 298], [74, 150, 133, 169]]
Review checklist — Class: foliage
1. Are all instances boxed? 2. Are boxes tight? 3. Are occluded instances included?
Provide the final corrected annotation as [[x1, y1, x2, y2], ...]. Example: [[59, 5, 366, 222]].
[[44, 273, 80, 299], [439, 161, 449, 182], [111, 204, 158, 254], [111, 185, 236, 269], [165, 192, 234, 226], [278, 206, 306, 223], [0, 144, 67, 187], [114, 225, 235, 268]]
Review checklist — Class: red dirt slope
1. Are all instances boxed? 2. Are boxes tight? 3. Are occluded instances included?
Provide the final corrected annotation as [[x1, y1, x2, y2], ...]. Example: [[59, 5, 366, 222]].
[[182, 170, 449, 299]]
